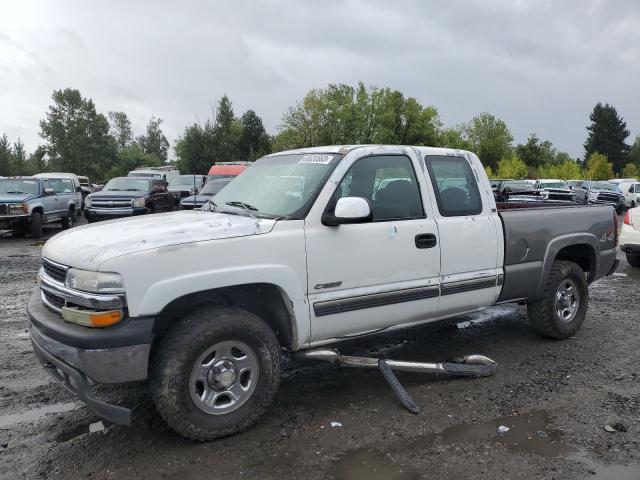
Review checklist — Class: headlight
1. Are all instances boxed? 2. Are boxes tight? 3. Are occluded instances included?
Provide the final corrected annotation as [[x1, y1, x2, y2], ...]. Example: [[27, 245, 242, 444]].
[[541, 191, 549, 199], [131, 197, 146, 208], [65, 268, 124, 293], [8, 203, 27, 214], [85, 196, 92, 208]]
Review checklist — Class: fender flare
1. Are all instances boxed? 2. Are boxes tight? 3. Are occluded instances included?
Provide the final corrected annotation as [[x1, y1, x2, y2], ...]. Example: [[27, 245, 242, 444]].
[[134, 265, 310, 350], [535, 233, 599, 298]]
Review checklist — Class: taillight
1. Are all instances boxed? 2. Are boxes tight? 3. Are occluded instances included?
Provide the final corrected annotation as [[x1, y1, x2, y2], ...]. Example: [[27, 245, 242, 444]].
[[624, 210, 631, 226], [614, 211, 619, 247]]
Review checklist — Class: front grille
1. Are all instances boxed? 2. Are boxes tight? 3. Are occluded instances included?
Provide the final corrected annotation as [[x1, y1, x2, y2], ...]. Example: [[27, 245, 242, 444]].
[[42, 258, 68, 284], [91, 199, 132, 208], [0, 204, 7, 214], [42, 290, 65, 310], [597, 193, 620, 203]]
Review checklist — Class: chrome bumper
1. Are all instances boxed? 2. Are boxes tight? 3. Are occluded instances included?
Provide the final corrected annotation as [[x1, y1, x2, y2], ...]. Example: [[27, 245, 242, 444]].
[[40, 269, 126, 313]]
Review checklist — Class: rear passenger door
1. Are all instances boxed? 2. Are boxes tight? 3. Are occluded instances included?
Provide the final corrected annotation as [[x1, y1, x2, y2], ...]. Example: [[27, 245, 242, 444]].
[[424, 154, 502, 315]]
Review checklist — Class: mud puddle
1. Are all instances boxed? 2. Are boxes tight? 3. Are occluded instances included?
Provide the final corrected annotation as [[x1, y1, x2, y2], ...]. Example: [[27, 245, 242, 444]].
[[569, 451, 640, 479], [331, 448, 420, 480], [0, 402, 79, 428], [437, 410, 570, 456]]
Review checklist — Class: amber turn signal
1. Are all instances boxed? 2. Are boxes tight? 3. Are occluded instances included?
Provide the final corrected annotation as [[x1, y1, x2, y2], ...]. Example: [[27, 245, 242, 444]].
[[62, 307, 123, 328]]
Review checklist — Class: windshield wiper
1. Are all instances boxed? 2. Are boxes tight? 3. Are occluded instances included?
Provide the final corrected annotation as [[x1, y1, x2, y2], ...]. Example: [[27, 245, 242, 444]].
[[225, 201, 259, 220], [123, 188, 142, 191], [6, 191, 24, 194]]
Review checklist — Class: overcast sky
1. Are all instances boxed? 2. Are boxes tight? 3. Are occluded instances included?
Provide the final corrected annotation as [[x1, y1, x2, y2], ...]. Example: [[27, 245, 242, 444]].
[[1, 0, 638, 159]]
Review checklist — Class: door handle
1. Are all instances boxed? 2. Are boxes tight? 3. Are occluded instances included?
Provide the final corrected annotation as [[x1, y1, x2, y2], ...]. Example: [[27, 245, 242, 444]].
[[415, 233, 437, 249]]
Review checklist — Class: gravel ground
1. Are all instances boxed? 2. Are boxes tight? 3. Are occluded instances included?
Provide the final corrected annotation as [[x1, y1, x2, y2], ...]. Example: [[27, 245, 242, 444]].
[[1, 218, 639, 479]]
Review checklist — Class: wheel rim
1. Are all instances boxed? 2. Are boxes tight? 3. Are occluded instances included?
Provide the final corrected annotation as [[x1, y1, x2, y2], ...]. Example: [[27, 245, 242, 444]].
[[188, 340, 259, 415], [555, 278, 580, 323]]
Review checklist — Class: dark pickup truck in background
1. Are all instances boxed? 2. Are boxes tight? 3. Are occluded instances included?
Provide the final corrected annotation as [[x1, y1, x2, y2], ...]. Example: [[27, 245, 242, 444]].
[[84, 176, 173, 222]]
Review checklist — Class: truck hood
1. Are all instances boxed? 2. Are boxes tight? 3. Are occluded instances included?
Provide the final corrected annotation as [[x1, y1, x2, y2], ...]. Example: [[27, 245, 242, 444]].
[[0, 193, 36, 203], [42, 210, 277, 270]]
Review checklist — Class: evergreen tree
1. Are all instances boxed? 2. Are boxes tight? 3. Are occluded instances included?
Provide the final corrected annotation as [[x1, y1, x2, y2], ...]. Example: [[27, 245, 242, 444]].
[[0, 134, 11, 176], [584, 103, 630, 173], [137, 116, 169, 162]]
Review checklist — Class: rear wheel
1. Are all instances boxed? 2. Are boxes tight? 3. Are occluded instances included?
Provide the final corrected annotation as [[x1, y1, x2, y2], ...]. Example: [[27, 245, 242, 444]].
[[150, 306, 281, 441], [527, 261, 588, 339], [30, 211, 43, 238], [627, 254, 640, 268]]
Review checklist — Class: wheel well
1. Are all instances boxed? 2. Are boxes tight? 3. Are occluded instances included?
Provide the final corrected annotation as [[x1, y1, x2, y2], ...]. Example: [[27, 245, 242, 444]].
[[153, 283, 296, 351], [31, 206, 43, 216], [555, 244, 596, 281]]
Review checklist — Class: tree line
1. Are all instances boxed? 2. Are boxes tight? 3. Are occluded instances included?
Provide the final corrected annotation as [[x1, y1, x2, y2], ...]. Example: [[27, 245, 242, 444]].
[[1, 83, 639, 182]]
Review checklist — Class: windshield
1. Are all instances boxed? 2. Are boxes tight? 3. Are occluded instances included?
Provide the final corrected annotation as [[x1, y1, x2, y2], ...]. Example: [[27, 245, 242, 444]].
[[199, 179, 231, 195], [539, 181, 567, 189], [128, 172, 162, 179], [171, 175, 200, 187], [104, 177, 152, 191], [591, 182, 617, 191], [502, 181, 534, 190], [0, 179, 40, 194], [211, 153, 341, 218]]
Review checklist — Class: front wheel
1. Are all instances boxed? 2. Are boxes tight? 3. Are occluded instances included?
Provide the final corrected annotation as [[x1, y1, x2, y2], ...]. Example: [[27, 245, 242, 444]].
[[61, 208, 74, 229], [30, 211, 43, 238], [627, 254, 640, 268], [150, 306, 281, 441], [527, 260, 588, 339]]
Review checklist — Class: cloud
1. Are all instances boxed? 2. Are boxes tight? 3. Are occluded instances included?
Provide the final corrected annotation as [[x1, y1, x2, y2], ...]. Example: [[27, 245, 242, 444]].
[[0, 0, 638, 160]]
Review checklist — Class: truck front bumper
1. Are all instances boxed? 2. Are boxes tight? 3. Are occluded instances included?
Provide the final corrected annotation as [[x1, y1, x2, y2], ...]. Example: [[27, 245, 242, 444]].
[[0, 213, 28, 229], [27, 288, 155, 424]]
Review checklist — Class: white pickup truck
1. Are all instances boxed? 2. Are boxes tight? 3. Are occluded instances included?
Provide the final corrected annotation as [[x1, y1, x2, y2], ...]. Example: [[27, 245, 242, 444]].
[[28, 145, 619, 441]]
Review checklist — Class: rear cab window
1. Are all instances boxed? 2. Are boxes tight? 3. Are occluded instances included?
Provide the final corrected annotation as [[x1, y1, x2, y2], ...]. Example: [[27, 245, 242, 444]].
[[425, 156, 483, 216]]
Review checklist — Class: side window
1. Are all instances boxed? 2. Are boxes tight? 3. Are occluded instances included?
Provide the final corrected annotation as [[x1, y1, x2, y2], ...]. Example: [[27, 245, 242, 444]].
[[425, 156, 483, 216], [50, 179, 73, 193], [335, 155, 424, 221]]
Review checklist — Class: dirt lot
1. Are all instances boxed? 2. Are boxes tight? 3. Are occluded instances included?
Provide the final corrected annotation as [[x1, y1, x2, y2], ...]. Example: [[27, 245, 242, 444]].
[[1, 219, 640, 479]]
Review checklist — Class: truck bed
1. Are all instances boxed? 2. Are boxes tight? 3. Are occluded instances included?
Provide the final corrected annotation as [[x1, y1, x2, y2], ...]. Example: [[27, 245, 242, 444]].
[[496, 203, 617, 303]]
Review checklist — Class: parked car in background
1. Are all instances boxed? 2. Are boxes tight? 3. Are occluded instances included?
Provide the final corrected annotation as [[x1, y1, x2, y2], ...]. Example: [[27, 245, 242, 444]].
[[169, 174, 207, 205], [567, 180, 581, 190], [573, 180, 624, 213], [28, 145, 619, 440], [179, 177, 231, 210], [0, 176, 78, 237], [622, 182, 640, 208], [620, 207, 640, 267], [128, 166, 180, 185], [84, 177, 173, 223], [493, 179, 540, 203], [77, 175, 94, 203], [207, 162, 250, 182], [534, 179, 576, 202], [33, 172, 83, 215]]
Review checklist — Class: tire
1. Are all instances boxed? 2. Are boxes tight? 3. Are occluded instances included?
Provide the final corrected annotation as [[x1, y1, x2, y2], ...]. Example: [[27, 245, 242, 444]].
[[627, 254, 640, 268], [61, 209, 74, 229], [631, 201, 637, 208], [30, 211, 43, 238], [150, 306, 281, 441], [527, 260, 589, 339]]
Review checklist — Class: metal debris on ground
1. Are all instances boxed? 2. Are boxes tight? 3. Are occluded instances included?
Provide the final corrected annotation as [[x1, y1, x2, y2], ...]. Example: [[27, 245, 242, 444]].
[[497, 425, 510, 434], [604, 425, 616, 433], [330, 422, 342, 428], [89, 421, 105, 433]]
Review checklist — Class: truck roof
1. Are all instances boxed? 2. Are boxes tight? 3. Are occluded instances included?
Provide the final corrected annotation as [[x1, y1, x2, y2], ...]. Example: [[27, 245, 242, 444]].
[[265, 145, 474, 157]]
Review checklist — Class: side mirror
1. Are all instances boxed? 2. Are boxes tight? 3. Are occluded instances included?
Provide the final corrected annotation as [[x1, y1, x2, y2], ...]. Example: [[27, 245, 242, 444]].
[[322, 197, 373, 226], [44, 187, 55, 196]]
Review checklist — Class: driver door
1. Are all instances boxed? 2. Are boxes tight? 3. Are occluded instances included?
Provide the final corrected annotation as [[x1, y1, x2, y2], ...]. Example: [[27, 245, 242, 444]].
[[304, 149, 441, 344]]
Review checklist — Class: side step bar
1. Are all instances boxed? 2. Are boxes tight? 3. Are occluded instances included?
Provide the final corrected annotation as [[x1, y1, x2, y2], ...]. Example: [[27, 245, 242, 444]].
[[295, 348, 497, 377]]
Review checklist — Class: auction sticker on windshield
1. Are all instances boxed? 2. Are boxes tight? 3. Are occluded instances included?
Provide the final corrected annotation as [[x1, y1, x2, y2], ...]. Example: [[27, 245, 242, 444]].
[[298, 154, 334, 165]]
